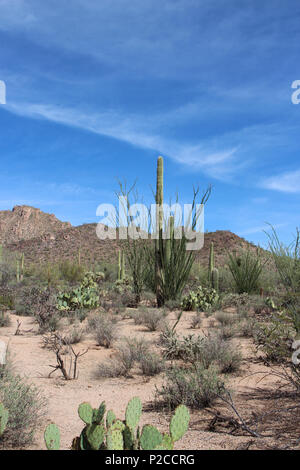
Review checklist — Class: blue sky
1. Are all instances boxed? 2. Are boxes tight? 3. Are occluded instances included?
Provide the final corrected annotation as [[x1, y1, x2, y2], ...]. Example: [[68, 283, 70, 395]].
[[0, 0, 300, 247]]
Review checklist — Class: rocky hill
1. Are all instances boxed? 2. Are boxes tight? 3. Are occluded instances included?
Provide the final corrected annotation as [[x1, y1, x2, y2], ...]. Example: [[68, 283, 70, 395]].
[[3, 207, 260, 268], [0, 205, 71, 245]]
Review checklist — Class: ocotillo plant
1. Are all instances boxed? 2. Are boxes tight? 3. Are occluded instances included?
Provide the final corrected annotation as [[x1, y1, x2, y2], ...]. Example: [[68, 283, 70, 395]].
[[16, 259, 20, 283], [155, 156, 164, 307], [0, 244, 2, 282], [118, 250, 121, 280], [121, 250, 125, 280]]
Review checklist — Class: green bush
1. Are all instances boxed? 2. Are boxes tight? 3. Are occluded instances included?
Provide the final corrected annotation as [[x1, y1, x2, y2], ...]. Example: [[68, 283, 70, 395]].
[[226, 248, 265, 294], [0, 312, 11, 327], [139, 353, 165, 376], [157, 365, 225, 409], [0, 294, 14, 310], [88, 314, 117, 348], [0, 369, 46, 448], [253, 315, 295, 362], [59, 260, 85, 283]]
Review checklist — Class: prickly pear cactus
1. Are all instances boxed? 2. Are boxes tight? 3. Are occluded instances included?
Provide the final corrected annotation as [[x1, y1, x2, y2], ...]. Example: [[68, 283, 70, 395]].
[[78, 402, 94, 424], [107, 428, 124, 450], [84, 423, 105, 450], [125, 396, 142, 430], [44, 423, 60, 450], [170, 404, 190, 442], [44, 398, 190, 451], [140, 425, 163, 450]]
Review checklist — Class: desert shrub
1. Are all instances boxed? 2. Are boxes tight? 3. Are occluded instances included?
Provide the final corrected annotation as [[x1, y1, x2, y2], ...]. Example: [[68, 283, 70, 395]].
[[161, 331, 205, 363], [123, 337, 150, 361], [164, 299, 182, 311], [181, 287, 218, 312], [197, 334, 241, 373], [156, 365, 225, 409], [221, 292, 251, 310], [16, 287, 60, 333], [0, 294, 14, 310], [0, 311, 11, 327], [215, 311, 236, 327], [218, 325, 236, 340], [95, 344, 134, 378], [237, 318, 256, 338], [59, 260, 85, 283], [218, 348, 242, 373], [130, 309, 146, 325], [141, 309, 168, 331], [62, 326, 84, 345], [141, 291, 157, 307], [88, 314, 117, 348], [161, 329, 241, 374], [139, 353, 165, 376], [226, 248, 265, 294], [69, 308, 88, 323], [0, 369, 46, 448], [253, 316, 295, 362], [190, 313, 202, 329], [130, 308, 167, 331], [118, 290, 138, 308]]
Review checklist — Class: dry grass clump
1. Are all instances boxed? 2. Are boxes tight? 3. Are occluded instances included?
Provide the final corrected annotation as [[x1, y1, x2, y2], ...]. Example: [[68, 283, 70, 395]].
[[87, 314, 118, 348]]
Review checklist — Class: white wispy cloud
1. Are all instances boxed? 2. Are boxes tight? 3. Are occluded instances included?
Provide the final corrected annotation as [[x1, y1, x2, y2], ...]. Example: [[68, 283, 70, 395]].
[[261, 169, 300, 193], [238, 223, 286, 236], [6, 101, 239, 180]]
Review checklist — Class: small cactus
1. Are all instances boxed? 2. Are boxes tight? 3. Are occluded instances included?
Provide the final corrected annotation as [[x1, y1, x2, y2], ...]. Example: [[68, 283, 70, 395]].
[[78, 402, 94, 424], [140, 425, 163, 450], [125, 396, 142, 430], [170, 404, 190, 442], [44, 423, 60, 450]]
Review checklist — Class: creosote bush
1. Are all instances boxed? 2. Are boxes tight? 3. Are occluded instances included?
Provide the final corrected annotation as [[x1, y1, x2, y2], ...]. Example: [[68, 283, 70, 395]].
[[157, 365, 225, 409], [0, 312, 11, 327], [0, 366, 46, 448], [139, 353, 165, 376], [87, 314, 117, 348]]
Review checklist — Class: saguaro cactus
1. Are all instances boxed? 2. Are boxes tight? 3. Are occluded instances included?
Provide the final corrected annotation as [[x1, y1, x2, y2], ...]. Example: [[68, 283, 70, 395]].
[[118, 250, 125, 281], [208, 242, 214, 284], [20, 253, 25, 281], [211, 267, 219, 292]]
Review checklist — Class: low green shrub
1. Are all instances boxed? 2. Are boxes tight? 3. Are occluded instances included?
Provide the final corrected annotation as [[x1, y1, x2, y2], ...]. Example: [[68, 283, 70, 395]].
[[0, 312, 11, 327], [157, 365, 225, 409], [0, 368, 46, 448]]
